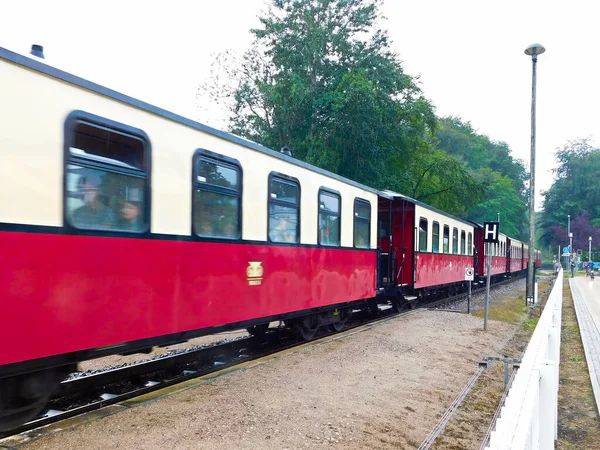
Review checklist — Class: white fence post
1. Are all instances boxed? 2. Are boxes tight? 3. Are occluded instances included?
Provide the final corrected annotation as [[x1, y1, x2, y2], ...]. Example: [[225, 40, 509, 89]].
[[539, 361, 557, 449], [486, 269, 563, 450]]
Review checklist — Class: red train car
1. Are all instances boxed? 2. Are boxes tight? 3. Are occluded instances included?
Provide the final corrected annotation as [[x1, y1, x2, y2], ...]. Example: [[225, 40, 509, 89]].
[[0, 45, 545, 432], [0, 47, 379, 429], [377, 192, 476, 305]]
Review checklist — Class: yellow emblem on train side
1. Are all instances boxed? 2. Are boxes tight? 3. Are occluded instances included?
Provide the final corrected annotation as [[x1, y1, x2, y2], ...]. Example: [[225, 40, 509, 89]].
[[246, 261, 264, 286]]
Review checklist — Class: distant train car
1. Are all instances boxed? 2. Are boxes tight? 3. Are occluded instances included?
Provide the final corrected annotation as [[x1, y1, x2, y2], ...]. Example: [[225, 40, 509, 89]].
[[508, 237, 526, 275], [376, 191, 476, 305]]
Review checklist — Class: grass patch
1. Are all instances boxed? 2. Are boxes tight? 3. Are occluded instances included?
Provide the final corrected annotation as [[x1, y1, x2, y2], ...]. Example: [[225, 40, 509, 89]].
[[557, 284, 600, 448], [471, 295, 529, 324]]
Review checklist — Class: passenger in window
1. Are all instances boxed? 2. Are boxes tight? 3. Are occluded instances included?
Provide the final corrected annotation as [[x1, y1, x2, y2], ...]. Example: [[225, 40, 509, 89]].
[[273, 216, 295, 243], [356, 233, 368, 248], [321, 223, 331, 245], [222, 221, 237, 238], [72, 174, 115, 229], [119, 201, 143, 231], [198, 222, 214, 236]]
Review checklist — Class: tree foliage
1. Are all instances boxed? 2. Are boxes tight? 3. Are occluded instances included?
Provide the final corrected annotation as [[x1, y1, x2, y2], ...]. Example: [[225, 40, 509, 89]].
[[200, 0, 529, 225], [540, 139, 600, 253], [433, 117, 528, 238]]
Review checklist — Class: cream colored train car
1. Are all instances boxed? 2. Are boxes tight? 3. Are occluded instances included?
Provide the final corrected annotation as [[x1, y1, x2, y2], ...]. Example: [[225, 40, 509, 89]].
[[0, 46, 379, 431]]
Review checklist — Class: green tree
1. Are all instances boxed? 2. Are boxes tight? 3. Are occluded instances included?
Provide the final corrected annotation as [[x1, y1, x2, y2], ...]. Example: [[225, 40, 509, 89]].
[[206, 0, 438, 190], [200, 0, 517, 221], [540, 139, 600, 246], [434, 116, 529, 237]]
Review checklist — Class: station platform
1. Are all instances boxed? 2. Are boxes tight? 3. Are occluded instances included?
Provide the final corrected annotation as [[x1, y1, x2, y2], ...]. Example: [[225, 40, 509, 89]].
[[568, 277, 600, 412]]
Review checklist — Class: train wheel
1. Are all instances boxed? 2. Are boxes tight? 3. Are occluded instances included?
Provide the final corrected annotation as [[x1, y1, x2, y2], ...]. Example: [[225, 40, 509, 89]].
[[0, 368, 65, 432], [294, 315, 319, 341], [246, 323, 269, 337], [331, 309, 349, 332]]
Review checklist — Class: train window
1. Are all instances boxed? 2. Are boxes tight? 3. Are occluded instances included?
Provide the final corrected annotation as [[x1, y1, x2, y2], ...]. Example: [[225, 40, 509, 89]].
[[354, 198, 371, 248], [419, 218, 428, 252], [193, 152, 241, 239], [460, 231, 466, 255], [319, 190, 341, 246], [443, 225, 450, 253], [452, 228, 458, 254], [65, 117, 149, 232], [468, 232, 472, 255], [432, 222, 440, 252], [268, 175, 300, 243]]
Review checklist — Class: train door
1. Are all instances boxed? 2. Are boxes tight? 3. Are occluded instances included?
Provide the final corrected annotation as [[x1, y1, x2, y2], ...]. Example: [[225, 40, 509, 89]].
[[377, 196, 393, 289], [506, 238, 512, 273], [376, 195, 414, 291]]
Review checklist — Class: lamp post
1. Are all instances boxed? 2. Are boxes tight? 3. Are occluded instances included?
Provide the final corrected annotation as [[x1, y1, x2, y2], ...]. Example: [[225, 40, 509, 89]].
[[567, 214, 571, 267], [525, 43, 545, 305], [589, 236, 592, 263]]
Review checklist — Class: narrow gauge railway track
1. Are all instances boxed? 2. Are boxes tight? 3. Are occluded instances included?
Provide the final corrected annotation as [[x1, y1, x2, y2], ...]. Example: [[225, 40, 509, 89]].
[[0, 276, 523, 441]]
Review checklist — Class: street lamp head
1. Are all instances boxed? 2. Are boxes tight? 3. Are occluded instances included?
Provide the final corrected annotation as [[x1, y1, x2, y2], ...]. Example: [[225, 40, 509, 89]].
[[590, 236, 592, 241], [525, 43, 546, 56]]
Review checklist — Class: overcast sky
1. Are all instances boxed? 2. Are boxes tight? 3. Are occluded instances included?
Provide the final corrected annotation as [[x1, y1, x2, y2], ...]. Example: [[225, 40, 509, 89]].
[[2, 0, 597, 211]]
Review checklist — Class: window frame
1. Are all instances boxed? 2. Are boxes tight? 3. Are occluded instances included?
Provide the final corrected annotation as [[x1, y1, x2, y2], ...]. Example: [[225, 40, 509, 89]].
[[460, 230, 466, 255], [267, 172, 301, 244], [63, 110, 151, 234], [418, 217, 428, 252], [468, 232, 473, 255], [353, 198, 371, 249], [452, 227, 459, 254], [318, 188, 341, 247], [192, 149, 243, 240], [432, 221, 440, 253], [443, 225, 450, 254]]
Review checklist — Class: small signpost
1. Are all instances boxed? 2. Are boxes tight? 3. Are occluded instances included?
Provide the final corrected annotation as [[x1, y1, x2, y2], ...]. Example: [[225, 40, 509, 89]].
[[483, 221, 499, 331], [465, 267, 474, 313]]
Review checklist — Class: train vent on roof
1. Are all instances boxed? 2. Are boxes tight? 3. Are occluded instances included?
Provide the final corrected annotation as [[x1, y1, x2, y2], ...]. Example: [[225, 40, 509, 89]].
[[30, 44, 45, 59], [280, 146, 292, 157]]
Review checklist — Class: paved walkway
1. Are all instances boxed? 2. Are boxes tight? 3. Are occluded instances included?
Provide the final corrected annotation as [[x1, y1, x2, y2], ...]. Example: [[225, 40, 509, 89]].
[[569, 277, 600, 413]]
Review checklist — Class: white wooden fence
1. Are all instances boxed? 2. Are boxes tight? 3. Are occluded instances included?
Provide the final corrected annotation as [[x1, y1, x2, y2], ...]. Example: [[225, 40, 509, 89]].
[[486, 270, 563, 450]]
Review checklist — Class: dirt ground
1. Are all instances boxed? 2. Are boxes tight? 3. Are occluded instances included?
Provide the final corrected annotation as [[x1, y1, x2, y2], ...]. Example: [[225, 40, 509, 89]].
[[14, 295, 525, 450], [430, 279, 547, 449]]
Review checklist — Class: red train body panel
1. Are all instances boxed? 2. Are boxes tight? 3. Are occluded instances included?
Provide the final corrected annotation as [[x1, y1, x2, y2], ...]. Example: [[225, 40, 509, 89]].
[[415, 253, 474, 288], [0, 230, 376, 366]]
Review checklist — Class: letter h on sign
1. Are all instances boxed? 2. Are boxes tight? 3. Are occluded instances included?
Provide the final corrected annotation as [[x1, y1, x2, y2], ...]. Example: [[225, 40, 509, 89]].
[[483, 222, 499, 243]]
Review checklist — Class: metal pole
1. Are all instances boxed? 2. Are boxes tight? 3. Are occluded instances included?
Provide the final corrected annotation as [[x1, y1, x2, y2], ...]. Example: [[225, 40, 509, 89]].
[[468, 280, 471, 314], [484, 242, 492, 331], [589, 237, 592, 263], [567, 215, 571, 264], [526, 52, 539, 306]]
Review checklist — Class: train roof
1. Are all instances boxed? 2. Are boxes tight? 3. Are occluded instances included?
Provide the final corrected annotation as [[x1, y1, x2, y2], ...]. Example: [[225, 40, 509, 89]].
[[0, 46, 380, 195], [379, 190, 474, 228]]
